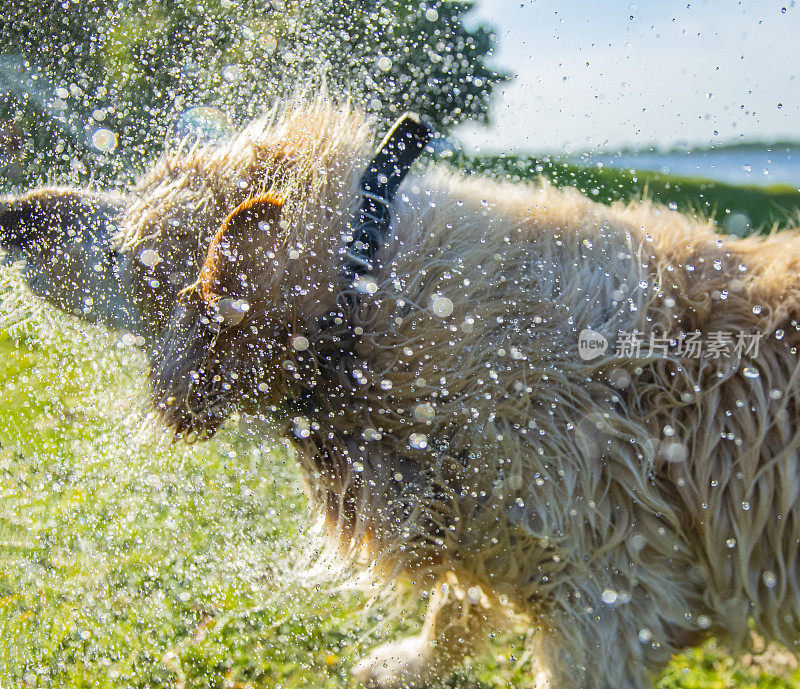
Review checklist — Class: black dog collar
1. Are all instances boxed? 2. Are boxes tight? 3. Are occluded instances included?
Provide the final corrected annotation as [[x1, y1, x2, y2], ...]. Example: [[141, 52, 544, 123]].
[[343, 112, 433, 278]]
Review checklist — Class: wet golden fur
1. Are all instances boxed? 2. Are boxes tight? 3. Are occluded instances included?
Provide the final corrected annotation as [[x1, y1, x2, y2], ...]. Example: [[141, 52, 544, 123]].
[[6, 99, 800, 687]]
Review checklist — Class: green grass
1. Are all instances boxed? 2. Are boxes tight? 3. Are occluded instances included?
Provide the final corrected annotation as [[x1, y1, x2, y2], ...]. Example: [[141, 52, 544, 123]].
[[3, 168, 800, 687], [457, 154, 800, 234], [0, 309, 373, 688]]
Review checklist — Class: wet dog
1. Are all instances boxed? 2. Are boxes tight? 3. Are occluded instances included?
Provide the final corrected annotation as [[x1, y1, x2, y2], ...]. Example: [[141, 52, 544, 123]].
[[3, 99, 800, 688]]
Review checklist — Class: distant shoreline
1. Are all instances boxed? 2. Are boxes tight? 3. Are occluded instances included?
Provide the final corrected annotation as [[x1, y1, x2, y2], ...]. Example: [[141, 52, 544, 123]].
[[575, 140, 800, 158], [462, 152, 800, 234], [565, 145, 800, 189]]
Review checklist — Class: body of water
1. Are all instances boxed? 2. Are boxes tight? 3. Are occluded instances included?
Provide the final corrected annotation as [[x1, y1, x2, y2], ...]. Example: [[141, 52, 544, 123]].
[[577, 147, 800, 188]]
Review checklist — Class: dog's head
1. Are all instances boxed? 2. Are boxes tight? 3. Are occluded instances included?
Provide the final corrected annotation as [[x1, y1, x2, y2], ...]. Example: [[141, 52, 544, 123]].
[[147, 190, 341, 439], [1, 102, 376, 439], [137, 103, 375, 439]]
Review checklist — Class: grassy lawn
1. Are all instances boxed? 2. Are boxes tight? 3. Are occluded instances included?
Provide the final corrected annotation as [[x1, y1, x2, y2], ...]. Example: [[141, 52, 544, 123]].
[[2, 165, 800, 687], [0, 300, 541, 688]]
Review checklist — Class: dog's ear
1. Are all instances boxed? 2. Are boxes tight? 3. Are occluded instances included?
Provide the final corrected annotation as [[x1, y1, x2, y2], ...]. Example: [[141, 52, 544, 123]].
[[0, 201, 27, 247], [0, 188, 146, 334], [0, 188, 120, 251], [199, 194, 284, 308]]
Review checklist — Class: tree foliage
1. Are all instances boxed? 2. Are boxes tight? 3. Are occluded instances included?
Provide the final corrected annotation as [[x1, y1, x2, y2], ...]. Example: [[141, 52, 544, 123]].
[[0, 0, 508, 187]]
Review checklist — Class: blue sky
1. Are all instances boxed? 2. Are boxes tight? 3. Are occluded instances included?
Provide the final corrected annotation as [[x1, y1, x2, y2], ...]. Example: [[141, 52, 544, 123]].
[[456, 0, 800, 153]]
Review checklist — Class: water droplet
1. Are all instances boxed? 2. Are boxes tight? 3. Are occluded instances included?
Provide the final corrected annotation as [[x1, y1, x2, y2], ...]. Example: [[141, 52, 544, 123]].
[[354, 276, 379, 294], [431, 295, 454, 318], [742, 501, 750, 511], [139, 249, 161, 268], [763, 571, 778, 588], [662, 442, 688, 463], [91, 128, 117, 152], [726, 537, 736, 548], [609, 368, 631, 389], [425, 7, 439, 21], [377, 56, 393, 71], [409, 432, 428, 449], [291, 335, 309, 351], [752, 305, 762, 315], [380, 379, 393, 390], [292, 416, 311, 439], [259, 33, 277, 52], [174, 106, 233, 142], [222, 64, 243, 81], [743, 366, 760, 379], [217, 298, 249, 325], [601, 588, 618, 605], [413, 403, 436, 422]]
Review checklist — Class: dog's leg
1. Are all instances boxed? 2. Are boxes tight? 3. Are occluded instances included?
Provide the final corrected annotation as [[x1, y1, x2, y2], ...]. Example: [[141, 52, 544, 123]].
[[352, 580, 488, 688], [535, 584, 690, 689]]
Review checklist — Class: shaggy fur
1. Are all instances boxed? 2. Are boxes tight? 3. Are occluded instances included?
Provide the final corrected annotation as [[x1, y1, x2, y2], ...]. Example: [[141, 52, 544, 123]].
[[3, 99, 800, 688]]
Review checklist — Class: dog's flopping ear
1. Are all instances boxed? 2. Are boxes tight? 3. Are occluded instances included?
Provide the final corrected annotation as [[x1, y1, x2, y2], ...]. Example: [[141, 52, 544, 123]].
[[0, 188, 120, 252], [199, 194, 284, 320], [0, 201, 27, 247], [0, 188, 146, 334]]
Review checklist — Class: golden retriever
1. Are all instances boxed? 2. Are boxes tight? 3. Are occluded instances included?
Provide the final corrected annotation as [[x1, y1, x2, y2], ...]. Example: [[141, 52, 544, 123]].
[[3, 98, 800, 688]]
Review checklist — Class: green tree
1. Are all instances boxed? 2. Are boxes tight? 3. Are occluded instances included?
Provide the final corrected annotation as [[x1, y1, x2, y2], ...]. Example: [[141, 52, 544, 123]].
[[300, 1, 509, 128], [0, 0, 508, 188]]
